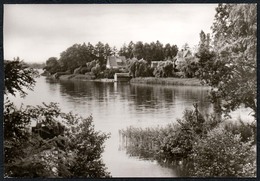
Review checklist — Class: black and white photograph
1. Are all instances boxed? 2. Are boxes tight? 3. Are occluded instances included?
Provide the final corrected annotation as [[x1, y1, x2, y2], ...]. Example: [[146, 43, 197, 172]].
[[3, 3, 257, 178]]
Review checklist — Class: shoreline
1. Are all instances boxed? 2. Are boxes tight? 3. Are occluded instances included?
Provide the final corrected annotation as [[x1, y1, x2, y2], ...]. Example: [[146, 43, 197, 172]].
[[45, 74, 205, 86], [130, 77, 204, 86], [54, 74, 115, 82]]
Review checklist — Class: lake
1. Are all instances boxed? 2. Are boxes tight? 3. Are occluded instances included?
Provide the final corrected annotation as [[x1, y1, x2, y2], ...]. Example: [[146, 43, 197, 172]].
[[7, 76, 254, 177]]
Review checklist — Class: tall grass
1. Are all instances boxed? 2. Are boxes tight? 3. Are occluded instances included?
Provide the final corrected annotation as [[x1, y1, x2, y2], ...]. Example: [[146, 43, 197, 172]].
[[130, 77, 203, 86]]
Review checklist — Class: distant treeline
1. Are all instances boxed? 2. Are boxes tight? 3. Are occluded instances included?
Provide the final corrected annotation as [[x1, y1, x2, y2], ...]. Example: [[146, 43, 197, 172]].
[[43, 40, 179, 75], [26, 62, 46, 69]]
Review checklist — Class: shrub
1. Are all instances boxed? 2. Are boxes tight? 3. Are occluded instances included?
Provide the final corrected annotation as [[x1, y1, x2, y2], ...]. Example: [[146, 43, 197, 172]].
[[223, 120, 256, 144], [153, 60, 175, 78], [127, 58, 152, 77], [121, 105, 256, 177], [176, 56, 199, 78], [4, 102, 110, 178], [190, 126, 256, 177]]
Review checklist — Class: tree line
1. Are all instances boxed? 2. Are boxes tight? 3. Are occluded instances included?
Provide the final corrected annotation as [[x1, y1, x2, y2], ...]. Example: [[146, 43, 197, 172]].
[[44, 41, 179, 74]]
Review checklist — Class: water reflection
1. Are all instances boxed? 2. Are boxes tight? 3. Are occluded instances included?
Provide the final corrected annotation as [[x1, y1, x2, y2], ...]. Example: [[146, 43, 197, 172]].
[[8, 76, 254, 177]]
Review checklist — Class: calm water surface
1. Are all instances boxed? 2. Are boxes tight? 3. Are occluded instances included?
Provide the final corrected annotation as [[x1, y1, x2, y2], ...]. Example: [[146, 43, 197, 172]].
[[8, 76, 253, 177]]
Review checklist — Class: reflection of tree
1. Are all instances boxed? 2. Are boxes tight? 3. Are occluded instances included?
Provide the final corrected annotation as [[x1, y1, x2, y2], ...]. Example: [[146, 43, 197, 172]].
[[58, 80, 117, 103], [56, 80, 212, 116], [129, 84, 211, 114]]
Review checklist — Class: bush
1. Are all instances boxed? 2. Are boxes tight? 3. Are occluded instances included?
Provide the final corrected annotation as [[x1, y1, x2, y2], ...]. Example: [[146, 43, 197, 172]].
[[4, 102, 110, 178], [176, 56, 199, 78], [191, 126, 256, 177], [223, 120, 256, 144], [91, 64, 101, 78], [79, 66, 89, 74], [153, 60, 175, 78], [127, 58, 152, 77], [121, 105, 208, 164], [120, 105, 256, 177]]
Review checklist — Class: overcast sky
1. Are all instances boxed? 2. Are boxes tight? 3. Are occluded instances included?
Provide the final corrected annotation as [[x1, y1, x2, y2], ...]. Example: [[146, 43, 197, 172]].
[[4, 4, 218, 63]]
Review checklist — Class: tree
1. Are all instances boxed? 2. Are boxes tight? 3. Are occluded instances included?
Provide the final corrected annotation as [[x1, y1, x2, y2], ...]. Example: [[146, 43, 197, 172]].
[[154, 40, 164, 61], [111, 46, 118, 56], [104, 43, 112, 59], [171, 44, 179, 58], [4, 57, 39, 97], [205, 4, 257, 117], [87, 42, 96, 60], [91, 64, 101, 78], [133, 41, 144, 60], [86, 60, 99, 73], [44, 57, 61, 75], [58, 43, 94, 73], [127, 58, 151, 78], [142, 43, 152, 63], [94, 42, 106, 66], [118, 43, 129, 58], [177, 56, 199, 78], [164, 43, 172, 60], [163, 43, 178, 61], [127, 41, 135, 59], [195, 31, 215, 79], [153, 60, 175, 78]]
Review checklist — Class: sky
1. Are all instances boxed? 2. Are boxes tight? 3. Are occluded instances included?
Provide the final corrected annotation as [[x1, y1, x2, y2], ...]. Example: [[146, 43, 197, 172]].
[[4, 4, 218, 63]]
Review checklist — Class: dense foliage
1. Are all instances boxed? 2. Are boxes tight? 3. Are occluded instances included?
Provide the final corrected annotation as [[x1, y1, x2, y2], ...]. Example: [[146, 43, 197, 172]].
[[191, 126, 256, 177], [120, 107, 256, 177], [127, 58, 153, 78], [119, 40, 178, 64], [198, 4, 257, 117], [43, 42, 113, 74], [44, 40, 179, 76], [4, 57, 39, 97], [153, 60, 176, 78], [176, 56, 199, 78], [4, 102, 110, 178], [44, 57, 62, 75], [4, 60, 110, 178]]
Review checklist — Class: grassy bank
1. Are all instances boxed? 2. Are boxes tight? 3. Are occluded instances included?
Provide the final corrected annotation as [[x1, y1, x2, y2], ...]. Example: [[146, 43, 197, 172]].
[[130, 77, 203, 86], [48, 75, 204, 86], [57, 74, 115, 82], [58, 74, 92, 80]]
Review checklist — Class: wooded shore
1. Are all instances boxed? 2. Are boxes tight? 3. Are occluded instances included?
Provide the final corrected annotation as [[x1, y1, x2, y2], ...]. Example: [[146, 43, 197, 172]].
[[45, 74, 205, 86]]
